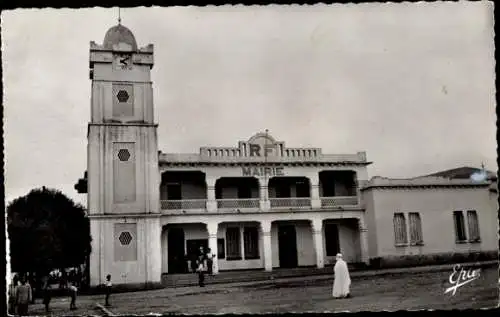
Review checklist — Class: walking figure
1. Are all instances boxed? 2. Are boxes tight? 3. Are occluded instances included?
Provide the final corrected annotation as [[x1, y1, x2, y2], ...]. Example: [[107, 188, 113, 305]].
[[69, 282, 78, 310], [104, 274, 112, 306], [332, 253, 351, 299]]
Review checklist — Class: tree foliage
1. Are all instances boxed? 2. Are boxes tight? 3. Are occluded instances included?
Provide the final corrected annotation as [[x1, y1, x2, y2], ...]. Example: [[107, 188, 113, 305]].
[[7, 187, 91, 274]]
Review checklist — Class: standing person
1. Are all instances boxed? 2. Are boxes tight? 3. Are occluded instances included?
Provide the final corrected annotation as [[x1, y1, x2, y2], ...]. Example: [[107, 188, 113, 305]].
[[197, 247, 207, 287], [104, 274, 112, 307], [16, 277, 33, 316], [42, 276, 52, 313], [332, 253, 351, 299], [8, 275, 19, 315], [69, 282, 78, 310], [206, 248, 214, 276]]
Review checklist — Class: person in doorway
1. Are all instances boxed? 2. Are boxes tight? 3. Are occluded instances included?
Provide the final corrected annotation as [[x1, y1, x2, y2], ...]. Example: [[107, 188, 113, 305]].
[[332, 253, 351, 299], [104, 274, 112, 307], [69, 282, 78, 310], [42, 276, 52, 313], [16, 277, 32, 316], [8, 274, 19, 315], [206, 248, 214, 276]]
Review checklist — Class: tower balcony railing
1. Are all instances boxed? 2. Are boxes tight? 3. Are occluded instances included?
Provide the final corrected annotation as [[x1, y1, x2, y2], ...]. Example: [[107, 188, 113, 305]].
[[161, 199, 207, 210], [269, 197, 311, 208], [320, 196, 358, 207], [217, 198, 260, 209]]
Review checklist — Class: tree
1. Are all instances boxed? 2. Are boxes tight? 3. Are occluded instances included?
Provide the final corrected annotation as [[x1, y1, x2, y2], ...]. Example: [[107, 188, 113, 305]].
[[7, 187, 91, 276]]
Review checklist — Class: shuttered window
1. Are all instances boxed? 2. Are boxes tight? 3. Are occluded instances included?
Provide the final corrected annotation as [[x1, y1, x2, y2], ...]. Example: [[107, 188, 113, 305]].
[[453, 211, 467, 242], [467, 210, 480, 242], [243, 227, 259, 259], [409, 212, 423, 245], [393, 213, 408, 245]]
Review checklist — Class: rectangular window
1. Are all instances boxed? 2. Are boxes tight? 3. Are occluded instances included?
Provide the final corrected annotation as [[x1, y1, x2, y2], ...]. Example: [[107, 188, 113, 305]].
[[409, 212, 423, 245], [467, 210, 480, 242], [225, 227, 241, 260], [324, 223, 340, 256], [393, 213, 408, 245], [243, 227, 260, 259], [453, 211, 467, 242], [217, 239, 225, 259]]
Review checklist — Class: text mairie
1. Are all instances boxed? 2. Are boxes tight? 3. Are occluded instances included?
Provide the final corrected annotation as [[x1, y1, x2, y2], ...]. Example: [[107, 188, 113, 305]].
[[242, 166, 285, 177]]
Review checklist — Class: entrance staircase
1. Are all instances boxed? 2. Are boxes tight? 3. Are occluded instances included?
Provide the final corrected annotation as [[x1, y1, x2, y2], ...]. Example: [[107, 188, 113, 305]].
[[162, 264, 365, 288]]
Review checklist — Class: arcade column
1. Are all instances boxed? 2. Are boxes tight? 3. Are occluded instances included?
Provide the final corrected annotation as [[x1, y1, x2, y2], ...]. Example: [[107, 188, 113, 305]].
[[311, 218, 325, 269], [258, 178, 270, 211], [207, 221, 219, 274], [260, 220, 273, 271], [358, 217, 369, 265], [206, 177, 218, 212]]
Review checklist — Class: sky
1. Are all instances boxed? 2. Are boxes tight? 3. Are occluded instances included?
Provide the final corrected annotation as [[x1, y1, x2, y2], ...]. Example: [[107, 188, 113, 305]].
[[2, 2, 496, 206]]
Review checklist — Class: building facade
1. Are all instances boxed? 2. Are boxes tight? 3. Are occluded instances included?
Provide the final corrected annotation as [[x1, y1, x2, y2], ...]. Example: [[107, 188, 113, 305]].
[[85, 24, 497, 288]]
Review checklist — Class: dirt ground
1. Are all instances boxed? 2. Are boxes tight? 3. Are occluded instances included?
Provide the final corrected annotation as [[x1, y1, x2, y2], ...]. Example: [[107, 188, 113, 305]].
[[26, 266, 498, 315]]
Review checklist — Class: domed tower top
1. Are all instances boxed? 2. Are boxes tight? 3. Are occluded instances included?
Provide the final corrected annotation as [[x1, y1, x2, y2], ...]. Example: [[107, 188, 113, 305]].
[[103, 23, 138, 51]]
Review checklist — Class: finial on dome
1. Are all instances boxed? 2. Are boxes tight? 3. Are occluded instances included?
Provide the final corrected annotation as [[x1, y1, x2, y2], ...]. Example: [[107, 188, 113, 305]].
[[118, 7, 121, 24]]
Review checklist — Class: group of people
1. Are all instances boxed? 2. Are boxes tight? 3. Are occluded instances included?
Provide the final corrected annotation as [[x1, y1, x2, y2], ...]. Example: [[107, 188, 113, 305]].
[[8, 273, 113, 315]]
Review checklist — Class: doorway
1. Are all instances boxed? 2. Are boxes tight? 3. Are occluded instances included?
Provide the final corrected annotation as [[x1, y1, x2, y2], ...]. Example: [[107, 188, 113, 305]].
[[167, 228, 186, 274], [278, 224, 298, 268], [324, 223, 340, 257]]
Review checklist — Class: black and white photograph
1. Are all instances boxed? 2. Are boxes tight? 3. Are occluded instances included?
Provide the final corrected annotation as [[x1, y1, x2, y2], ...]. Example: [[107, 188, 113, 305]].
[[3, 2, 498, 315]]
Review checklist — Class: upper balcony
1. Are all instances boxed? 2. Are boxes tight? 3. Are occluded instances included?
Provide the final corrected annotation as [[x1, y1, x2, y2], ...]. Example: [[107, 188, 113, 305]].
[[160, 170, 360, 214]]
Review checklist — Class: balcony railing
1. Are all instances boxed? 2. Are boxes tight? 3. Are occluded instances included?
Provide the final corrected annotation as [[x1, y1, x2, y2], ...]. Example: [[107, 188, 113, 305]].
[[217, 198, 260, 209], [160, 196, 359, 211], [320, 196, 358, 207], [269, 197, 311, 208], [161, 199, 207, 210]]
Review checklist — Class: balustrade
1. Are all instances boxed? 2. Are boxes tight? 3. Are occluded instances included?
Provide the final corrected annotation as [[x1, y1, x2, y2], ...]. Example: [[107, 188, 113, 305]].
[[320, 196, 358, 207], [160, 199, 207, 210], [160, 196, 359, 211], [269, 197, 311, 208], [216, 198, 260, 209]]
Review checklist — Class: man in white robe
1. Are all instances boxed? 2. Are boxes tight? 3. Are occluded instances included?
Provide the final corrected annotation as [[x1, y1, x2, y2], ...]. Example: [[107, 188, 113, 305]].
[[332, 253, 351, 298]]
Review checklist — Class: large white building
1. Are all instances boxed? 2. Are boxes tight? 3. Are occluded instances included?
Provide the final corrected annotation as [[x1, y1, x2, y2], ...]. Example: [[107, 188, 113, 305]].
[[84, 24, 498, 288]]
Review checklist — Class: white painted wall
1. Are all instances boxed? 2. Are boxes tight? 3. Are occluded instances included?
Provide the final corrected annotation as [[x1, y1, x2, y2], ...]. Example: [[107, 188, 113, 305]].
[[365, 186, 497, 258], [89, 216, 161, 287]]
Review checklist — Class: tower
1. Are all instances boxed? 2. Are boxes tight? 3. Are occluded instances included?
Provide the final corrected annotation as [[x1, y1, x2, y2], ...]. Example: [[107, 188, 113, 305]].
[[87, 23, 162, 287]]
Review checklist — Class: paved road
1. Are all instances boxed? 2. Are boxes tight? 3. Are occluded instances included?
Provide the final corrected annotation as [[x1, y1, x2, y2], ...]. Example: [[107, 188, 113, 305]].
[[28, 266, 498, 315]]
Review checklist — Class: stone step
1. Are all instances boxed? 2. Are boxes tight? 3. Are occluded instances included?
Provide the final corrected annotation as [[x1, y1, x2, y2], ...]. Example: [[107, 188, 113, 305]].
[[161, 265, 362, 288]]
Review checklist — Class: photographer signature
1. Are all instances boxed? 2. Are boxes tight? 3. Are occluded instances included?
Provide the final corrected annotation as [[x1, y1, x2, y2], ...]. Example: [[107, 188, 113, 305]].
[[444, 264, 481, 296]]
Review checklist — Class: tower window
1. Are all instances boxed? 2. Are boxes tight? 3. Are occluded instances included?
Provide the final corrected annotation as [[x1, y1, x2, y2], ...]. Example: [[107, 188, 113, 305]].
[[118, 231, 133, 245], [116, 90, 130, 103], [118, 149, 131, 161]]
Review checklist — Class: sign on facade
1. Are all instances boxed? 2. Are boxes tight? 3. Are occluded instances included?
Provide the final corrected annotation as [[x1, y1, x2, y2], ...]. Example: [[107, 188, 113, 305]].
[[242, 166, 285, 177]]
